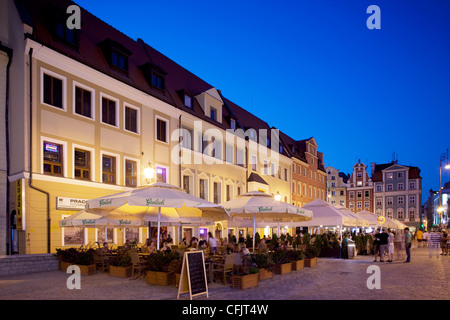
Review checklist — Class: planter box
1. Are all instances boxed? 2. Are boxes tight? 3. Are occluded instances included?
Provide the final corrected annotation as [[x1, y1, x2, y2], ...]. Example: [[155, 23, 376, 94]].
[[146, 270, 174, 286], [258, 268, 273, 281], [319, 247, 340, 258], [292, 259, 304, 271], [304, 257, 317, 267], [59, 261, 96, 275], [273, 262, 292, 275], [232, 273, 259, 290], [109, 265, 132, 278]]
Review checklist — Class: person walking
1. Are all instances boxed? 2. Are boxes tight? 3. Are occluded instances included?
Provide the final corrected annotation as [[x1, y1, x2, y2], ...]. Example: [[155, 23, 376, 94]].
[[404, 227, 412, 263], [208, 232, 217, 255], [428, 229, 442, 258], [378, 228, 389, 262], [387, 229, 394, 263], [373, 229, 381, 262], [416, 229, 423, 248], [394, 230, 404, 261]]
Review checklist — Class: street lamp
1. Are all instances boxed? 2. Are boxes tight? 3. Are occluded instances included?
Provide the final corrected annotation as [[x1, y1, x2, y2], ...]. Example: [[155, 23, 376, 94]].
[[438, 149, 450, 226], [144, 162, 155, 185], [274, 192, 282, 201]]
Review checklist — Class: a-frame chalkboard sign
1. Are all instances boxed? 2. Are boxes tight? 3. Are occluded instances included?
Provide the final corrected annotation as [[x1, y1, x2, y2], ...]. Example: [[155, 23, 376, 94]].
[[177, 250, 209, 300]]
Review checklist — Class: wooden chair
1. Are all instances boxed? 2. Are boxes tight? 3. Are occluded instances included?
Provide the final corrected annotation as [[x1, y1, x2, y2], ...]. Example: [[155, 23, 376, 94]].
[[130, 251, 145, 279], [211, 253, 236, 285]]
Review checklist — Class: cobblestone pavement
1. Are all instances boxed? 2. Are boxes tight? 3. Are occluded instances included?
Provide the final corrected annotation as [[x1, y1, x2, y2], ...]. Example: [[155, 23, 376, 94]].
[[0, 247, 448, 300]]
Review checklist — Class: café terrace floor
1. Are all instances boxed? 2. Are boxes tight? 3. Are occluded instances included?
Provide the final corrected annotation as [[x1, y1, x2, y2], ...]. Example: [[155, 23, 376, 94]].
[[0, 247, 448, 301]]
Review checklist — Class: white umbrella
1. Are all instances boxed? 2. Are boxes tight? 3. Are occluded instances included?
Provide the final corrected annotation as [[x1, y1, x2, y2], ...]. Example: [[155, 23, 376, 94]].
[[86, 183, 230, 249], [219, 191, 313, 251], [356, 210, 405, 230], [58, 210, 144, 228], [333, 204, 370, 228]]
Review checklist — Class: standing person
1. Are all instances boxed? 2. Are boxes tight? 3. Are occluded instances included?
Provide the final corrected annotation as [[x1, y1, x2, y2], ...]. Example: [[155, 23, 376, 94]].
[[387, 229, 394, 263], [404, 227, 412, 263], [394, 230, 404, 261], [445, 231, 450, 256], [440, 231, 447, 256], [373, 229, 381, 262], [378, 228, 389, 262], [428, 229, 442, 258], [208, 232, 217, 255], [416, 229, 423, 248]]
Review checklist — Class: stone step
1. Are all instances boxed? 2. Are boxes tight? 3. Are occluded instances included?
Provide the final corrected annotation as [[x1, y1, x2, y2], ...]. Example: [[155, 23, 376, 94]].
[[0, 254, 59, 277]]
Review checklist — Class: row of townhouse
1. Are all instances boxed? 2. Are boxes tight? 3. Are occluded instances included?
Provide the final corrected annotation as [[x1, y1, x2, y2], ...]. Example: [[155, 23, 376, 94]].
[[0, 0, 326, 254], [326, 160, 423, 230]]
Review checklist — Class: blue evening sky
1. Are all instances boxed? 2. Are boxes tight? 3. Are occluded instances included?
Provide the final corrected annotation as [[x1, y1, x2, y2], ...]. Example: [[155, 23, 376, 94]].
[[74, 0, 450, 203]]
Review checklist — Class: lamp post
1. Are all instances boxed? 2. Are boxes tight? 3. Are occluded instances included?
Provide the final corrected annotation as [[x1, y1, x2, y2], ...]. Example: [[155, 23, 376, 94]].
[[144, 162, 155, 185], [438, 149, 450, 226]]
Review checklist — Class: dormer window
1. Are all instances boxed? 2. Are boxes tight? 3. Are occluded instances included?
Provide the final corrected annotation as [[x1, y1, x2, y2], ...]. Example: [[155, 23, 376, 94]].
[[184, 95, 192, 108], [230, 119, 236, 130], [55, 20, 79, 47], [111, 48, 128, 71], [140, 63, 166, 92], [210, 107, 217, 121], [46, 5, 79, 49], [151, 71, 164, 90], [98, 39, 131, 74]]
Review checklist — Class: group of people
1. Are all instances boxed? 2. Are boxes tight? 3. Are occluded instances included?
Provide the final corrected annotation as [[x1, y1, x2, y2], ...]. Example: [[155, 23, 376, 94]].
[[372, 227, 411, 263], [370, 227, 450, 263]]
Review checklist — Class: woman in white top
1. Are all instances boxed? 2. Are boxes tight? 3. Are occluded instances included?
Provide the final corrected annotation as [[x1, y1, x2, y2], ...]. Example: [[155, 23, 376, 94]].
[[394, 230, 404, 261]]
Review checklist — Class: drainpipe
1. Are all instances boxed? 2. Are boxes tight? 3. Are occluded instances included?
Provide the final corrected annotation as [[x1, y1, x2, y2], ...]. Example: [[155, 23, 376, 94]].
[[1, 43, 13, 254], [28, 48, 51, 253]]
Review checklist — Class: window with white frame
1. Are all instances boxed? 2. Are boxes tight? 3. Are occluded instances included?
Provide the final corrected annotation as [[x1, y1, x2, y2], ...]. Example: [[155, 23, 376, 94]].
[[101, 95, 118, 127], [124, 104, 140, 134], [376, 198, 382, 206], [41, 69, 66, 110], [387, 184, 393, 191], [409, 195, 415, 204], [387, 209, 393, 219], [156, 116, 168, 143], [397, 183, 404, 191], [409, 181, 416, 189], [397, 208, 404, 219], [387, 197, 393, 205], [398, 196, 404, 205], [409, 208, 415, 219]]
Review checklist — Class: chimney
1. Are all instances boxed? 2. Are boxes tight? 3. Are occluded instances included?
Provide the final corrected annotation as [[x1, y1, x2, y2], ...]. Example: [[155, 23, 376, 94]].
[[371, 162, 376, 176]]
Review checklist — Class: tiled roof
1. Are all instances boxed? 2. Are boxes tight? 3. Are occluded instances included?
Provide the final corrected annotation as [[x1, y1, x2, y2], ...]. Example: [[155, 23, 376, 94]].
[[16, 0, 324, 162]]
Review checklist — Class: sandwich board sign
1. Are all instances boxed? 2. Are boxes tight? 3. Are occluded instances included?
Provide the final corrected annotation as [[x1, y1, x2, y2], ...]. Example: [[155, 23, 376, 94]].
[[177, 250, 208, 300]]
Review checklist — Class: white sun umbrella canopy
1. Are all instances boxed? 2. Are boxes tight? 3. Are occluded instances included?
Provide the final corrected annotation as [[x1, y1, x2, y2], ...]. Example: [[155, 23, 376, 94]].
[[300, 199, 356, 227], [333, 205, 369, 228], [86, 183, 230, 249], [219, 191, 313, 251], [356, 210, 404, 230], [59, 210, 144, 228]]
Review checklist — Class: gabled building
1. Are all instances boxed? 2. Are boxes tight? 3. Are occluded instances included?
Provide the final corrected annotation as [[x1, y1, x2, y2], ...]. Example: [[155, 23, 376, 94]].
[[371, 161, 422, 230], [346, 160, 373, 213], [325, 166, 349, 207]]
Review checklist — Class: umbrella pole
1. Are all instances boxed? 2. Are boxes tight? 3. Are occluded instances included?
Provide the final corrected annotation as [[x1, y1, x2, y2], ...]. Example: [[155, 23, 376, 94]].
[[157, 207, 161, 251], [253, 213, 256, 253]]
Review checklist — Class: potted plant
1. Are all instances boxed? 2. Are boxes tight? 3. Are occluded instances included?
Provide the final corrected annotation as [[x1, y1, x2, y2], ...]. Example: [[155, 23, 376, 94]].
[[109, 252, 132, 278], [232, 258, 259, 290], [251, 253, 274, 280], [167, 258, 183, 287], [270, 250, 292, 275], [146, 251, 180, 286], [304, 245, 320, 267], [55, 248, 96, 276], [289, 249, 305, 271]]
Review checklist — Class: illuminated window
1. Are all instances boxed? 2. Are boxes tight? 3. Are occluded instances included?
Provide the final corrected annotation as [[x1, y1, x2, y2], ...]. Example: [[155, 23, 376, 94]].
[[125, 160, 137, 187], [102, 155, 116, 184], [43, 141, 63, 176]]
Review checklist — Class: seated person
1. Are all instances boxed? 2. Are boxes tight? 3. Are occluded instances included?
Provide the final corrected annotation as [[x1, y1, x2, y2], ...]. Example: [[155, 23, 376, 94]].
[[241, 243, 250, 256], [101, 242, 110, 254], [161, 242, 171, 252]]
